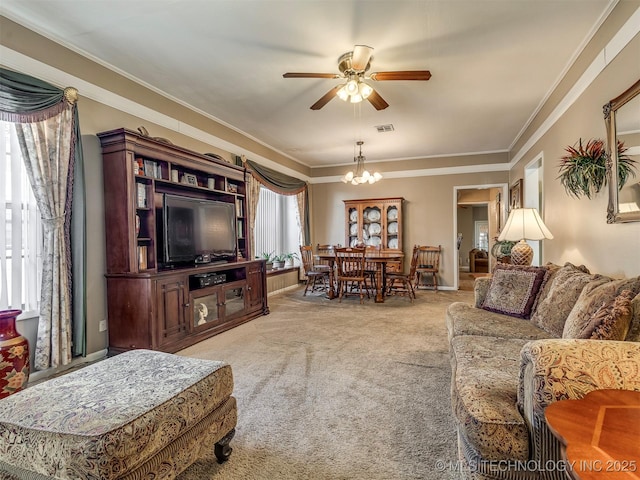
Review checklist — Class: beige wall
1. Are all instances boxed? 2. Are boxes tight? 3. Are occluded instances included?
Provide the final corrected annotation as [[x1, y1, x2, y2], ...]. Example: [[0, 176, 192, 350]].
[[310, 171, 508, 288], [509, 30, 640, 278]]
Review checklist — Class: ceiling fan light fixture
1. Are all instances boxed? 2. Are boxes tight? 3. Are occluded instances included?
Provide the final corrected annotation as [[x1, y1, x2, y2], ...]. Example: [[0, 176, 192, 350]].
[[345, 78, 359, 95], [337, 76, 369, 104], [284, 44, 430, 110], [359, 82, 373, 99], [336, 85, 349, 101]]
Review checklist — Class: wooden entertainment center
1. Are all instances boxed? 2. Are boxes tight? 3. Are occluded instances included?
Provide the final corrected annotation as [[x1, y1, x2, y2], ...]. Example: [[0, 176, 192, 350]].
[[98, 128, 268, 354]]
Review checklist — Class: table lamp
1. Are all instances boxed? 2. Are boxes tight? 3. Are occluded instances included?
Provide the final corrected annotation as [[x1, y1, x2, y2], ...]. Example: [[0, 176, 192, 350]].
[[497, 208, 553, 265]]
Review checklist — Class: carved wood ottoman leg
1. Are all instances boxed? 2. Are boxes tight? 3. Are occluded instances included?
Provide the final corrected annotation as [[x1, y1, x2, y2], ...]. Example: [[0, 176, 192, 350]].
[[214, 428, 236, 463]]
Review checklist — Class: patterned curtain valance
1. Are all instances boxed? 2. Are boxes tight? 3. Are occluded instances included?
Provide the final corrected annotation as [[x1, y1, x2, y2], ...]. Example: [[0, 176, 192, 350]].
[[245, 158, 307, 195], [0, 67, 77, 122], [244, 158, 310, 249]]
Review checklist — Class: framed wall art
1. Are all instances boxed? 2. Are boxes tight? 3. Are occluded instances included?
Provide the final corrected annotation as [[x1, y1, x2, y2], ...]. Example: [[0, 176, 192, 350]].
[[509, 179, 523, 211]]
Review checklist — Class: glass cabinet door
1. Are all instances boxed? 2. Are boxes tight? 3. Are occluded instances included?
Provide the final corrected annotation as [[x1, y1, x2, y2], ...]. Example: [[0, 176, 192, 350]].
[[192, 292, 221, 329], [386, 204, 399, 250], [347, 207, 359, 247], [191, 282, 246, 330], [362, 205, 382, 248], [223, 284, 245, 319]]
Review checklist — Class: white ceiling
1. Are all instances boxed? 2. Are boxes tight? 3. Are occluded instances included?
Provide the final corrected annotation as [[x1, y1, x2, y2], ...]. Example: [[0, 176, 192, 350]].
[[0, 0, 614, 169]]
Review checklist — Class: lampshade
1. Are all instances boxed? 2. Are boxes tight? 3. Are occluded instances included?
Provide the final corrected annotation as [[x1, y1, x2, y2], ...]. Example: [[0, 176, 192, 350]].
[[498, 208, 553, 265]]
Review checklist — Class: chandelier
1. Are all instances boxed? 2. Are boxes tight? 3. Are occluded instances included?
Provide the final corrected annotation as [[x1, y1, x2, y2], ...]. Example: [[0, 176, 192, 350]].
[[336, 75, 373, 104], [341, 141, 382, 185]]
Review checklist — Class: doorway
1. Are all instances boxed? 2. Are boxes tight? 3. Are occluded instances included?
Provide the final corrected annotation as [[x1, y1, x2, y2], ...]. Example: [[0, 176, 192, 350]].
[[453, 184, 508, 290]]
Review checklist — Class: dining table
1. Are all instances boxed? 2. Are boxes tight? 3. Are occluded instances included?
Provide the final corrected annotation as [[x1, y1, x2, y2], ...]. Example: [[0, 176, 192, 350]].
[[315, 251, 404, 303]]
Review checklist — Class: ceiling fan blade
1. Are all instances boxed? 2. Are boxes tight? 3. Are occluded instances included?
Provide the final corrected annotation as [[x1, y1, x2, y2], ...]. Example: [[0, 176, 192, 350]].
[[351, 45, 374, 71], [367, 89, 389, 111], [310, 85, 341, 110], [369, 71, 432, 81], [283, 73, 340, 79]]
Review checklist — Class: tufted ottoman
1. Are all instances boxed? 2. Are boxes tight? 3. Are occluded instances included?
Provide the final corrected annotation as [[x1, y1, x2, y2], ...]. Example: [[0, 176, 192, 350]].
[[0, 349, 237, 480]]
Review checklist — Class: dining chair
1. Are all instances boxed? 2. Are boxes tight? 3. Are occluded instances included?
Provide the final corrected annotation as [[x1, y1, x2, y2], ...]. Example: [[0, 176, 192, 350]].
[[334, 247, 368, 303], [415, 245, 442, 290], [386, 245, 420, 301], [315, 244, 339, 272], [299, 245, 330, 296], [363, 245, 381, 296]]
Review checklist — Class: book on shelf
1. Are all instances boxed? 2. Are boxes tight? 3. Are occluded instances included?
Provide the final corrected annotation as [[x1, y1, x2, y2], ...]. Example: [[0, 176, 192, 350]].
[[235, 198, 243, 217], [138, 246, 148, 270], [236, 220, 243, 238], [137, 183, 147, 208]]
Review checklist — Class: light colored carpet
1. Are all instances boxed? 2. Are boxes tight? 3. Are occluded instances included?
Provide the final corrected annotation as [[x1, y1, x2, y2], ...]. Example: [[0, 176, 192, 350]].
[[177, 286, 473, 480]]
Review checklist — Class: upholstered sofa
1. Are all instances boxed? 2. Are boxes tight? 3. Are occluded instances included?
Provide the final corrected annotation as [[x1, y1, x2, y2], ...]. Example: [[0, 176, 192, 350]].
[[446, 262, 640, 480]]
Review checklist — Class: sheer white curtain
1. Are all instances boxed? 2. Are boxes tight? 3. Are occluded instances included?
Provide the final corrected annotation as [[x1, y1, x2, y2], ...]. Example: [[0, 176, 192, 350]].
[[254, 187, 301, 259], [0, 122, 42, 314]]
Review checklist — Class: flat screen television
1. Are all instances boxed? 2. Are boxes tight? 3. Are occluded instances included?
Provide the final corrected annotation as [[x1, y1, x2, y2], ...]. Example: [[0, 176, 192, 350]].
[[160, 194, 236, 265]]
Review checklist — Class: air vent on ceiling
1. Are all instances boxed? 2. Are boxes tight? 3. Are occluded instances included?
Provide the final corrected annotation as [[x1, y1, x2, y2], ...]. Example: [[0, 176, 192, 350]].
[[375, 124, 394, 133]]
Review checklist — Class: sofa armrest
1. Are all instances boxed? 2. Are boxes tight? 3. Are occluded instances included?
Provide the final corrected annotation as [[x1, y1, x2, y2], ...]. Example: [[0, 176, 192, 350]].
[[518, 339, 640, 465], [473, 276, 492, 308]]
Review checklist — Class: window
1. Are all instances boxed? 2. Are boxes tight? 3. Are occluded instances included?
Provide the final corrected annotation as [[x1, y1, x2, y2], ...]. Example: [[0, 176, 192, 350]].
[[254, 186, 301, 259], [0, 121, 43, 314], [475, 220, 489, 251]]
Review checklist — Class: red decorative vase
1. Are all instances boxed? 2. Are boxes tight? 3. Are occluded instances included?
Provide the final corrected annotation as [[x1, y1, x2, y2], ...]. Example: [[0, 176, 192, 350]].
[[0, 309, 30, 399]]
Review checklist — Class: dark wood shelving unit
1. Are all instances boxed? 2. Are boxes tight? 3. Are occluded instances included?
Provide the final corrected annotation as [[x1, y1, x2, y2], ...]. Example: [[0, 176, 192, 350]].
[[99, 128, 268, 354]]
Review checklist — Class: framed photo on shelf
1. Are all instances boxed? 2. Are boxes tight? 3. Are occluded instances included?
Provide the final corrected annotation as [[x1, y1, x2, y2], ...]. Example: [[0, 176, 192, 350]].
[[509, 179, 523, 211], [143, 159, 156, 178], [183, 173, 198, 186]]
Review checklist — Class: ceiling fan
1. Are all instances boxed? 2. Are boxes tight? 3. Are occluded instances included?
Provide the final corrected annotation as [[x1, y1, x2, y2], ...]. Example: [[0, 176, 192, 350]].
[[283, 45, 431, 111]]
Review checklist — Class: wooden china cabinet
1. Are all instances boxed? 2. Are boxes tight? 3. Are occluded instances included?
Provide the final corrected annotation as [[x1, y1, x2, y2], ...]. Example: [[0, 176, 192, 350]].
[[99, 128, 268, 354], [344, 198, 404, 253]]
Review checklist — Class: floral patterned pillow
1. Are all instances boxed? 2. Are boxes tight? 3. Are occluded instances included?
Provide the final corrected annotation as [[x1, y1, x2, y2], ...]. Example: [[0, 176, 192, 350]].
[[530, 263, 607, 337], [578, 289, 634, 340], [481, 264, 547, 319], [563, 277, 640, 339]]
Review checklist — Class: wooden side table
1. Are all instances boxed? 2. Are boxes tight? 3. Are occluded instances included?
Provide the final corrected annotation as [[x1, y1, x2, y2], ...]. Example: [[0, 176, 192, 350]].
[[545, 389, 640, 480]]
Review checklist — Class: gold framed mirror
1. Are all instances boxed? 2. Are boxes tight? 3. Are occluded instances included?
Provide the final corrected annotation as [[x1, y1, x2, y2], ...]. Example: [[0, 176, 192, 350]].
[[604, 79, 640, 223]]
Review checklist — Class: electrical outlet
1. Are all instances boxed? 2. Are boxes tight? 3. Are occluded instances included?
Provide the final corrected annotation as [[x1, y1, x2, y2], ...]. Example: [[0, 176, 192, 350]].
[[99, 319, 107, 332]]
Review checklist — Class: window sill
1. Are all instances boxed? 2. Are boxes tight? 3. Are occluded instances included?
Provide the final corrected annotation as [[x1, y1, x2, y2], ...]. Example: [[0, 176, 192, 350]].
[[15, 310, 39, 323], [266, 266, 299, 277]]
